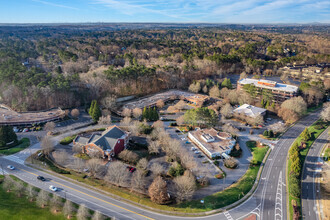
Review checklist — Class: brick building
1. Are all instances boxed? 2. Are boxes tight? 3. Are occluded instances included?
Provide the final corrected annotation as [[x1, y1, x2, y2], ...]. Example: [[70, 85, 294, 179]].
[[73, 125, 130, 159]]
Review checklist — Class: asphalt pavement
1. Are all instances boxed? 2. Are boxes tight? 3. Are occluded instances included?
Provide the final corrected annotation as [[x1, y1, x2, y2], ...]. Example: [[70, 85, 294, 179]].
[[301, 127, 329, 220], [0, 110, 322, 220]]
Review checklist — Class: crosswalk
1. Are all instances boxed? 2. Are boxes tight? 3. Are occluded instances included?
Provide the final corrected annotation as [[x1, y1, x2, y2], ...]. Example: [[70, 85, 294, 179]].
[[4, 155, 25, 165]]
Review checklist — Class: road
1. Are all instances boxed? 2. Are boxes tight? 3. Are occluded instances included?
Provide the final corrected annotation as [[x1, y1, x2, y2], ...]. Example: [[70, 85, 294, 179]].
[[301, 127, 329, 220], [0, 110, 321, 220]]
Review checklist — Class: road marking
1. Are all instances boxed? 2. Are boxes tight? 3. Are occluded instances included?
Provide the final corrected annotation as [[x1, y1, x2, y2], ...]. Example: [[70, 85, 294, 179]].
[[224, 211, 234, 220], [274, 171, 283, 220], [20, 168, 154, 220]]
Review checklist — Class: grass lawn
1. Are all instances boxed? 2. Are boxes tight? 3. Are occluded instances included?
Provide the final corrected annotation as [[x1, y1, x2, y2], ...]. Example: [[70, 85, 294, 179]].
[[287, 119, 329, 220], [0, 178, 67, 220], [0, 138, 30, 155], [39, 141, 269, 214], [324, 146, 330, 160]]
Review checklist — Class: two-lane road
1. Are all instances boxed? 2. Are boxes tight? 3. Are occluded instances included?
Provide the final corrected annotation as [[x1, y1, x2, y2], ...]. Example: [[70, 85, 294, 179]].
[[301, 127, 329, 220]]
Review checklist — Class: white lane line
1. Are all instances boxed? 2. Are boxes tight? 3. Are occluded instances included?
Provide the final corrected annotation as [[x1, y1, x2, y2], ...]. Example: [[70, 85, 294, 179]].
[[224, 211, 234, 220], [274, 171, 283, 220]]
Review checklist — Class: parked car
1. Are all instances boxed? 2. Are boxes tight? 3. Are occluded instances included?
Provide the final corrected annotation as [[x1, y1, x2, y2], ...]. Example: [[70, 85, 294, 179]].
[[258, 125, 263, 128], [185, 141, 191, 144], [194, 151, 200, 154], [22, 128, 29, 132], [181, 137, 187, 141], [191, 147, 197, 151], [267, 118, 272, 121], [49, 185, 58, 192], [7, 165, 15, 170], [37, 176, 46, 181], [13, 127, 19, 133], [197, 154, 204, 158]]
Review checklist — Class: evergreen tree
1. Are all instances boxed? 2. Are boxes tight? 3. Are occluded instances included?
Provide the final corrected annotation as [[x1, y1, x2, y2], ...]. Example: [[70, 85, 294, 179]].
[[221, 78, 232, 89], [89, 100, 96, 116], [289, 142, 299, 156], [263, 130, 269, 137], [268, 130, 274, 138], [271, 102, 275, 110], [301, 128, 311, 142], [92, 101, 102, 122], [265, 100, 270, 109], [290, 158, 301, 175], [0, 126, 18, 147], [261, 99, 265, 107], [142, 106, 147, 120], [153, 107, 159, 121]]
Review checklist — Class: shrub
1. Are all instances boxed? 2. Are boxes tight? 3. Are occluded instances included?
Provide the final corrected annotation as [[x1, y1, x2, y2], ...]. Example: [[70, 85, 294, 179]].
[[60, 135, 77, 145], [168, 162, 184, 177], [263, 130, 269, 137], [215, 173, 224, 179], [268, 130, 274, 138], [224, 158, 238, 169]]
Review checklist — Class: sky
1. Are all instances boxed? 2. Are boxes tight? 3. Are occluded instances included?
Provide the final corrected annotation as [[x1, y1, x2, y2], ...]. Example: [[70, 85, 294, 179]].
[[0, 0, 329, 23]]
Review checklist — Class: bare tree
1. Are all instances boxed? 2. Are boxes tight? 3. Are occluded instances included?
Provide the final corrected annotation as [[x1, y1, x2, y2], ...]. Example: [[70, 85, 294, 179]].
[[222, 124, 239, 136], [54, 150, 68, 166], [156, 99, 165, 109], [63, 200, 74, 219], [88, 150, 103, 159], [71, 109, 80, 118], [209, 85, 220, 98], [174, 100, 186, 111], [92, 210, 105, 220], [36, 190, 49, 208], [98, 115, 111, 125], [176, 115, 185, 126], [50, 194, 63, 213], [173, 175, 196, 203], [100, 95, 117, 110], [224, 158, 238, 168], [73, 144, 83, 154], [136, 158, 148, 174], [148, 140, 161, 155], [87, 158, 102, 177], [220, 87, 230, 99], [118, 150, 139, 164], [239, 72, 247, 80], [150, 162, 165, 176], [281, 96, 307, 117], [179, 149, 197, 170], [167, 105, 176, 113], [120, 117, 132, 127], [106, 161, 130, 187], [131, 170, 147, 193], [26, 184, 37, 202], [148, 176, 170, 204], [321, 102, 330, 122], [132, 108, 142, 119], [44, 122, 56, 132], [77, 204, 90, 220], [73, 158, 85, 172], [3, 176, 15, 192], [220, 103, 233, 119], [188, 82, 201, 93], [14, 181, 25, 197], [41, 136, 54, 156], [122, 108, 132, 117]]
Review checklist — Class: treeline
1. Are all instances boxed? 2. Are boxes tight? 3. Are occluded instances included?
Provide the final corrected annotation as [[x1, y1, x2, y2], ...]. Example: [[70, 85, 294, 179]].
[[0, 26, 328, 111]]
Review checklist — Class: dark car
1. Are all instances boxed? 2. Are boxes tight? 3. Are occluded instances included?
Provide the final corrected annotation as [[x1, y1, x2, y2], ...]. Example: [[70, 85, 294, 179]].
[[37, 176, 46, 181]]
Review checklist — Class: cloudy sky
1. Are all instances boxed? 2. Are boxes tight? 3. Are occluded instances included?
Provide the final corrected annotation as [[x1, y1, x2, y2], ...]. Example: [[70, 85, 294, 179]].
[[1, 0, 329, 23]]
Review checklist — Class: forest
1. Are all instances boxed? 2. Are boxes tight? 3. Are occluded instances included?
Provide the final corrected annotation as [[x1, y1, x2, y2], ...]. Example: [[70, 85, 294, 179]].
[[0, 24, 329, 111]]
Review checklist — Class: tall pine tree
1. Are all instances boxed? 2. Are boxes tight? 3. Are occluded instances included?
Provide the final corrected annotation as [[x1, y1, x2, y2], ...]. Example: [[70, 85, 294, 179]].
[[92, 101, 102, 122], [0, 126, 18, 147], [89, 100, 96, 116]]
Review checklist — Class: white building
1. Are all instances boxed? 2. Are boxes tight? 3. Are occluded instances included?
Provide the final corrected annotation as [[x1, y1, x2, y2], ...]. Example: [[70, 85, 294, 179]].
[[188, 128, 236, 159], [233, 104, 266, 118]]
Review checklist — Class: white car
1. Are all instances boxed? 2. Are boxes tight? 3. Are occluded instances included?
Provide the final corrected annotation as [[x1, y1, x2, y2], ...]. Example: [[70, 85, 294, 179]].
[[194, 151, 200, 154], [191, 147, 197, 151], [7, 165, 15, 170], [49, 185, 58, 192]]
